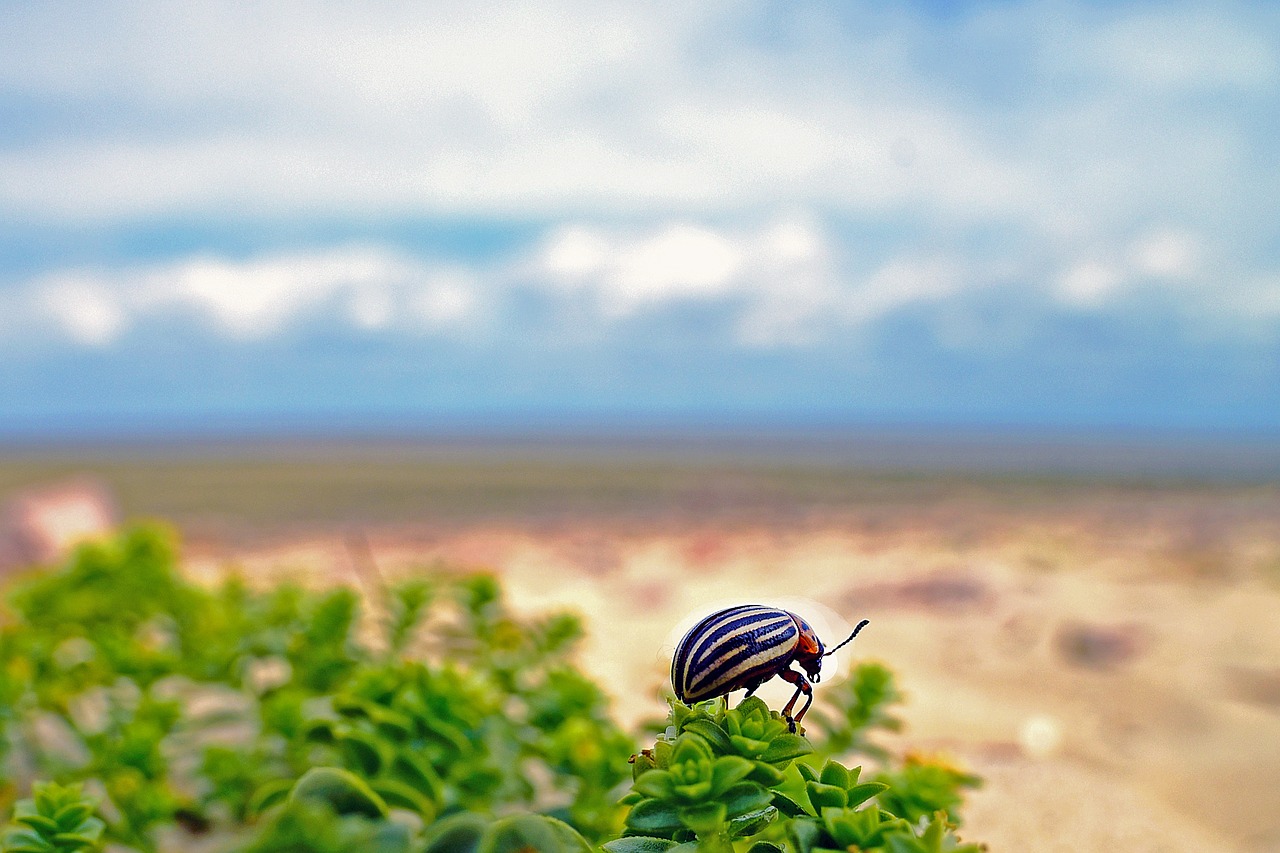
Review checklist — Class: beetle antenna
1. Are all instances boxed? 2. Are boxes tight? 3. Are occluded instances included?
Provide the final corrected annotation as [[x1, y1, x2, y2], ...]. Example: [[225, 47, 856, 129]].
[[823, 619, 870, 657]]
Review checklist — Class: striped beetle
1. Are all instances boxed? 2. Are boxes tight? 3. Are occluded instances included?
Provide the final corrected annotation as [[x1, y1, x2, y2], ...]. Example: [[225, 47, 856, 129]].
[[671, 604, 869, 731]]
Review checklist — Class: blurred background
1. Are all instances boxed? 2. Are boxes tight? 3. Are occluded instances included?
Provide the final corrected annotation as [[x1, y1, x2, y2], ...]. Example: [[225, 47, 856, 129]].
[[2, 1, 1279, 850]]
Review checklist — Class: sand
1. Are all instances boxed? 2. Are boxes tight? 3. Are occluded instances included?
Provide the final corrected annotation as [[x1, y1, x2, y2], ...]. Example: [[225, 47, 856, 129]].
[[183, 494, 1280, 852]]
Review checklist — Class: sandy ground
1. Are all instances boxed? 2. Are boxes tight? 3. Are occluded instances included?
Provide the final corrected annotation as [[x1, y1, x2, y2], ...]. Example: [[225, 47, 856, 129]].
[[181, 497, 1280, 853]]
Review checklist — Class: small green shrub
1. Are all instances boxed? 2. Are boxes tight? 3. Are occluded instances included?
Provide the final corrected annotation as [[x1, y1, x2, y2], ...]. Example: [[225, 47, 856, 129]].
[[2, 781, 104, 853]]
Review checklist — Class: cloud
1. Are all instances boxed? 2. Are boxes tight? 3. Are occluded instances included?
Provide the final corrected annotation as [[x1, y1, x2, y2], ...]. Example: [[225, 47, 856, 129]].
[[6, 210, 1271, 356], [1083, 8, 1278, 91], [1057, 261, 1123, 309], [1128, 229, 1202, 280], [11, 246, 482, 347], [1052, 227, 1210, 311], [533, 216, 860, 345], [1, 0, 1275, 252], [538, 223, 746, 316], [8, 216, 995, 351], [38, 275, 129, 346]]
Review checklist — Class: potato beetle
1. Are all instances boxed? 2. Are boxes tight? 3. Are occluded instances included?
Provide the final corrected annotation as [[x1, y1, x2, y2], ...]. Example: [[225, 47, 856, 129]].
[[671, 604, 869, 731]]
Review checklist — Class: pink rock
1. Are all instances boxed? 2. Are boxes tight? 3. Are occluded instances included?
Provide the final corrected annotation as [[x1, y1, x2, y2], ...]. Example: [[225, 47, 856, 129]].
[[1, 479, 118, 571]]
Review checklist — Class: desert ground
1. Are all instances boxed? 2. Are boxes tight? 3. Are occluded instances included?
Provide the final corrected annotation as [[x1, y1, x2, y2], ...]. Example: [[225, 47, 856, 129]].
[[4, 442, 1280, 851]]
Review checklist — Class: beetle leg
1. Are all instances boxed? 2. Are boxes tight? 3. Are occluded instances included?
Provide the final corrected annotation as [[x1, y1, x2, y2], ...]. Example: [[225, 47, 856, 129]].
[[777, 667, 813, 733]]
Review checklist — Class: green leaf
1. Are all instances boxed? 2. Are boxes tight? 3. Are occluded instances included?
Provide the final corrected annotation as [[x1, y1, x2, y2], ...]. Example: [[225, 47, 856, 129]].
[[682, 718, 733, 754], [246, 779, 294, 816], [746, 843, 785, 853], [708, 756, 754, 797], [301, 718, 337, 743], [818, 760, 850, 790], [728, 735, 772, 757], [654, 738, 675, 768], [746, 761, 785, 787], [726, 805, 777, 838], [288, 767, 389, 818], [634, 769, 676, 800], [785, 817, 823, 853], [626, 799, 684, 835], [886, 835, 928, 853], [1, 827, 53, 853], [760, 734, 813, 764], [31, 786, 57, 818], [719, 782, 773, 820], [61, 817, 104, 845], [671, 779, 713, 801], [671, 732, 714, 764], [481, 815, 594, 853], [390, 753, 444, 803], [845, 782, 889, 809], [421, 812, 485, 853], [734, 696, 772, 717], [51, 831, 102, 847], [333, 694, 371, 718], [770, 792, 809, 818], [12, 815, 59, 835], [51, 803, 94, 832], [366, 779, 435, 818], [602, 839, 679, 853], [806, 781, 848, 810], [337, 730, 386, 776], [676, 800, 727, 836]]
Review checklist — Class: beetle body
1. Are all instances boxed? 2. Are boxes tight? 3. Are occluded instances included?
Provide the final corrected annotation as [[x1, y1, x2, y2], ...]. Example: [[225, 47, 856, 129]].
[[671, 604, 864, 729]]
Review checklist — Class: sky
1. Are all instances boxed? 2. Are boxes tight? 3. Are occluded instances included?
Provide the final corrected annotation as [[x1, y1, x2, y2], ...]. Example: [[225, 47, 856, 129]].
[[1, 0, 1279, 438]]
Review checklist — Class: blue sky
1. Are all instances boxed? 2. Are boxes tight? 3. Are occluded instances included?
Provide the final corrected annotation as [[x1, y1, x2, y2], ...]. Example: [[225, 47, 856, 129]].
[[2, 0, 1279, 436]]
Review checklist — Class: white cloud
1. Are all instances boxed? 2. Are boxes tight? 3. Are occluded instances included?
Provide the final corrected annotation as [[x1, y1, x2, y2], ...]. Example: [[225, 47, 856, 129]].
[[531, 217, 989, 346], [10, 246, 483, 347], [542, 227, 612, 281], [534, 218, 823, 322], [1052, 226, 1210, 310], [1057, 261, 1124, 309], [348, 287, 395, 330], [609, 225, 744, 313], [412, 272, 480, 330], [1087, 9, 1277, 91], [1, 0, 1274, 260], [37, 276, 129, 346], [1129, 229, 1202, 280], [844, 257, 967, 324], [4, 215, 1275, 357]]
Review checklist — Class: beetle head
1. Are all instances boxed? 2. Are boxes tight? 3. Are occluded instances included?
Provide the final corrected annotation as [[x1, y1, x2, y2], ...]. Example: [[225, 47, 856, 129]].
[[793, 617, 825, 682]]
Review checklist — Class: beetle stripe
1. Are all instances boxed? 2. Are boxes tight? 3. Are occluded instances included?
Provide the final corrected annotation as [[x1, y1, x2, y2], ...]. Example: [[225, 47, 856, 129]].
[[687, 619, 798, 696], [689, 610, 792, 670], [679, 611, 791, 697], [671, 605, 762, 693], [683, 653, 789, 703], [688, 615, 795, 679], [686, 605, 771, 654]]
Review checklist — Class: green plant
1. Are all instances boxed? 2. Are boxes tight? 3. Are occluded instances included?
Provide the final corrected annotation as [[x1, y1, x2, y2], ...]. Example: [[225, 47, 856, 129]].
[[608, 695, 983, 853], [1, 781, 104, 853]]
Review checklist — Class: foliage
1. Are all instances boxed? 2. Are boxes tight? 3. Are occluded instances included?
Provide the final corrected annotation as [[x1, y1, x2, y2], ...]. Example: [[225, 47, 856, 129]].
[[0, 526, 986, 852], [1, 781, 104, 853], [608, 695, 982, 853]]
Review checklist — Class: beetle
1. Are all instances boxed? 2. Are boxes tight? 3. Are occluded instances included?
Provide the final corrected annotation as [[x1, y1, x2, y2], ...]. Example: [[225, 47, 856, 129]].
[[671, 604, 869, 731]]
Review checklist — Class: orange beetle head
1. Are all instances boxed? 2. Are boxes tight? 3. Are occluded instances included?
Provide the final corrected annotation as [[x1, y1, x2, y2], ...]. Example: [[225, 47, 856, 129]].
[[792, 614, 825, 682]]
